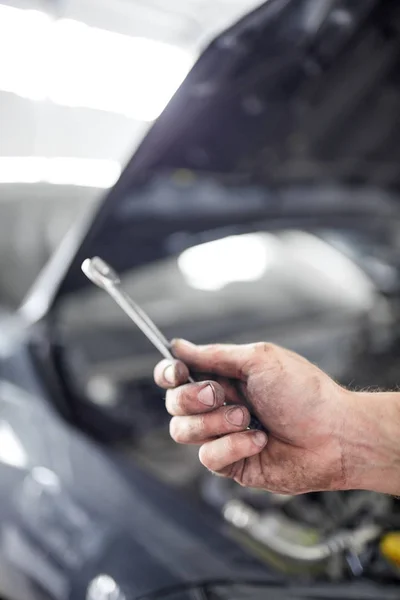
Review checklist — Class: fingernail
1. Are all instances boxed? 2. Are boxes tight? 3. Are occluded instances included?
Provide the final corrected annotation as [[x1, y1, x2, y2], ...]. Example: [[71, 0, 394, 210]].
[[163, 364, 175, 385], [198, 384, 215, 407], [253, 431, 267, 448], [226, 407, 245, 427]]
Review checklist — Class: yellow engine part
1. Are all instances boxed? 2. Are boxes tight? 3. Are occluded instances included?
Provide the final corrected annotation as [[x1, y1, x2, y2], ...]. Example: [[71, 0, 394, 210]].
[[380, 533, 400, 566]]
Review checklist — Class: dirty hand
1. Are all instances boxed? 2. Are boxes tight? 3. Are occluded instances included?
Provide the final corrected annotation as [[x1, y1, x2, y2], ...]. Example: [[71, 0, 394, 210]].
[[154, 340, 400, 496]]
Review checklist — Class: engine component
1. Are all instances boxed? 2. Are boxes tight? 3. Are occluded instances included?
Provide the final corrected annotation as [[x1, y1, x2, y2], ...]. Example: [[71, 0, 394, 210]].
[[380, 532, 400, 568], [223, 499, 381, 576]]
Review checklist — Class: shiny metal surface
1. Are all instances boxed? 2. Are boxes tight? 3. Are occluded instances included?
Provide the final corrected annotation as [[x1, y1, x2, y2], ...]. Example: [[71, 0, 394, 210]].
[[81, 257, 175, 362]]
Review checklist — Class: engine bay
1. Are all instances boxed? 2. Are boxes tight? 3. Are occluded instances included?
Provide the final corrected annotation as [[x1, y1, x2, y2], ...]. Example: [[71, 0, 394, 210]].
[[130, 427, 400, 583]]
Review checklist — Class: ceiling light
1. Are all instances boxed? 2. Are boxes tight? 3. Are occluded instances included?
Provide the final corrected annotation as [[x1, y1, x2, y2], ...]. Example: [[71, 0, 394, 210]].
[[0, 157, 121, 188], [0, 5, 193, 121], [178, 234, 279, 291]]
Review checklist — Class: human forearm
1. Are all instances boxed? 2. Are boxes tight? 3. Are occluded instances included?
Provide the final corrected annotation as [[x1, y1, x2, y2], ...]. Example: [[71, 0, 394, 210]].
[[342, 389, 400, 495]]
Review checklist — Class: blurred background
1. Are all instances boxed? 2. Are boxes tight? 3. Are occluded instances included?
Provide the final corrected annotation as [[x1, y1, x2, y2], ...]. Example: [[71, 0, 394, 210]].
[[3, 1, 400, 590], [0, 0, 262, 308]]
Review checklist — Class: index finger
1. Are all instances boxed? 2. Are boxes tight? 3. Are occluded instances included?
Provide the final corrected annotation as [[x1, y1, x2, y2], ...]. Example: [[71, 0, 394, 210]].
[[153, 359, 190, 389], [171, 339, 250, 380]]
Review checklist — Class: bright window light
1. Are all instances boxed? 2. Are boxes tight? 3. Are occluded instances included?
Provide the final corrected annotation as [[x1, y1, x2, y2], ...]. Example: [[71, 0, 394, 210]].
[[0, 421, 27, 469], [0, 5, 193, 121], [0, 6, 50, 101], [0, 157, 121, 188], [178, 234, 279, 291]]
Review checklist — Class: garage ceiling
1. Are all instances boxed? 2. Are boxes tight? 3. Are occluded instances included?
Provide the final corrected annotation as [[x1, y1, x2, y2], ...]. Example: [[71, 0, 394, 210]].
[[0, 0, 263, 307], [0, 0, 263, 173]]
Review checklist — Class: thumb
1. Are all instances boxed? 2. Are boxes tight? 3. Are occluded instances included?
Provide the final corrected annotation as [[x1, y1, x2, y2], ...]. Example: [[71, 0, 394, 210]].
[[171, 339, 252, 380]]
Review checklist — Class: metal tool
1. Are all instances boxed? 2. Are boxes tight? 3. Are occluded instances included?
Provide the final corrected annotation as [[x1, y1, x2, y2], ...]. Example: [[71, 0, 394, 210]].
[[81, 256, 265, 432]]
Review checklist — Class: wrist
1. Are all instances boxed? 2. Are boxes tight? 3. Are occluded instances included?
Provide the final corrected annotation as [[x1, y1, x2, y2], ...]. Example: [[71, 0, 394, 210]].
[[340, 389, 400, 494]]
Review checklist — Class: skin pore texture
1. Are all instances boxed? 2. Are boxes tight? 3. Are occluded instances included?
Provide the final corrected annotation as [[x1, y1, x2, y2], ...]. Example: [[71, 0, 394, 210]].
[[153, 340, 400, 496]]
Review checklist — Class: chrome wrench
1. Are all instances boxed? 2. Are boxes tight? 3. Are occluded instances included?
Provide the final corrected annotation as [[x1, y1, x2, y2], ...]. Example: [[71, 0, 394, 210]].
[[81, 257, 265, 431]]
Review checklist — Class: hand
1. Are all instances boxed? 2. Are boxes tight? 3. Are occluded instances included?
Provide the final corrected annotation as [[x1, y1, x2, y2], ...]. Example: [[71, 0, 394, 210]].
[[154, 340, 351, 495]]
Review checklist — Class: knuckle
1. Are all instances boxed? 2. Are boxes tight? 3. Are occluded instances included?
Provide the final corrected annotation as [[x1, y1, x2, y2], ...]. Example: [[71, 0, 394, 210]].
[[198, 444, 212, 469], [169, 417, 186, 443], [241, 343, 278, 375], [255, 342, 276, 356], [174, 386, 185, 410], [263, 469, 280, 491], [172, 385, 193, 414], [237, 431, 255, 457], [169, 415, 205, 444], [222, 434, 234, 456], [165, 389, 179, 415], [199, 413, 206, 433], [193, 414, 206, 439]]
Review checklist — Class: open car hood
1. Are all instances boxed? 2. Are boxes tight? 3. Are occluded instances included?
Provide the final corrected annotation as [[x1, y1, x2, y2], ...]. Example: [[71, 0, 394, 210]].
[[21, 0, 400, 322]]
